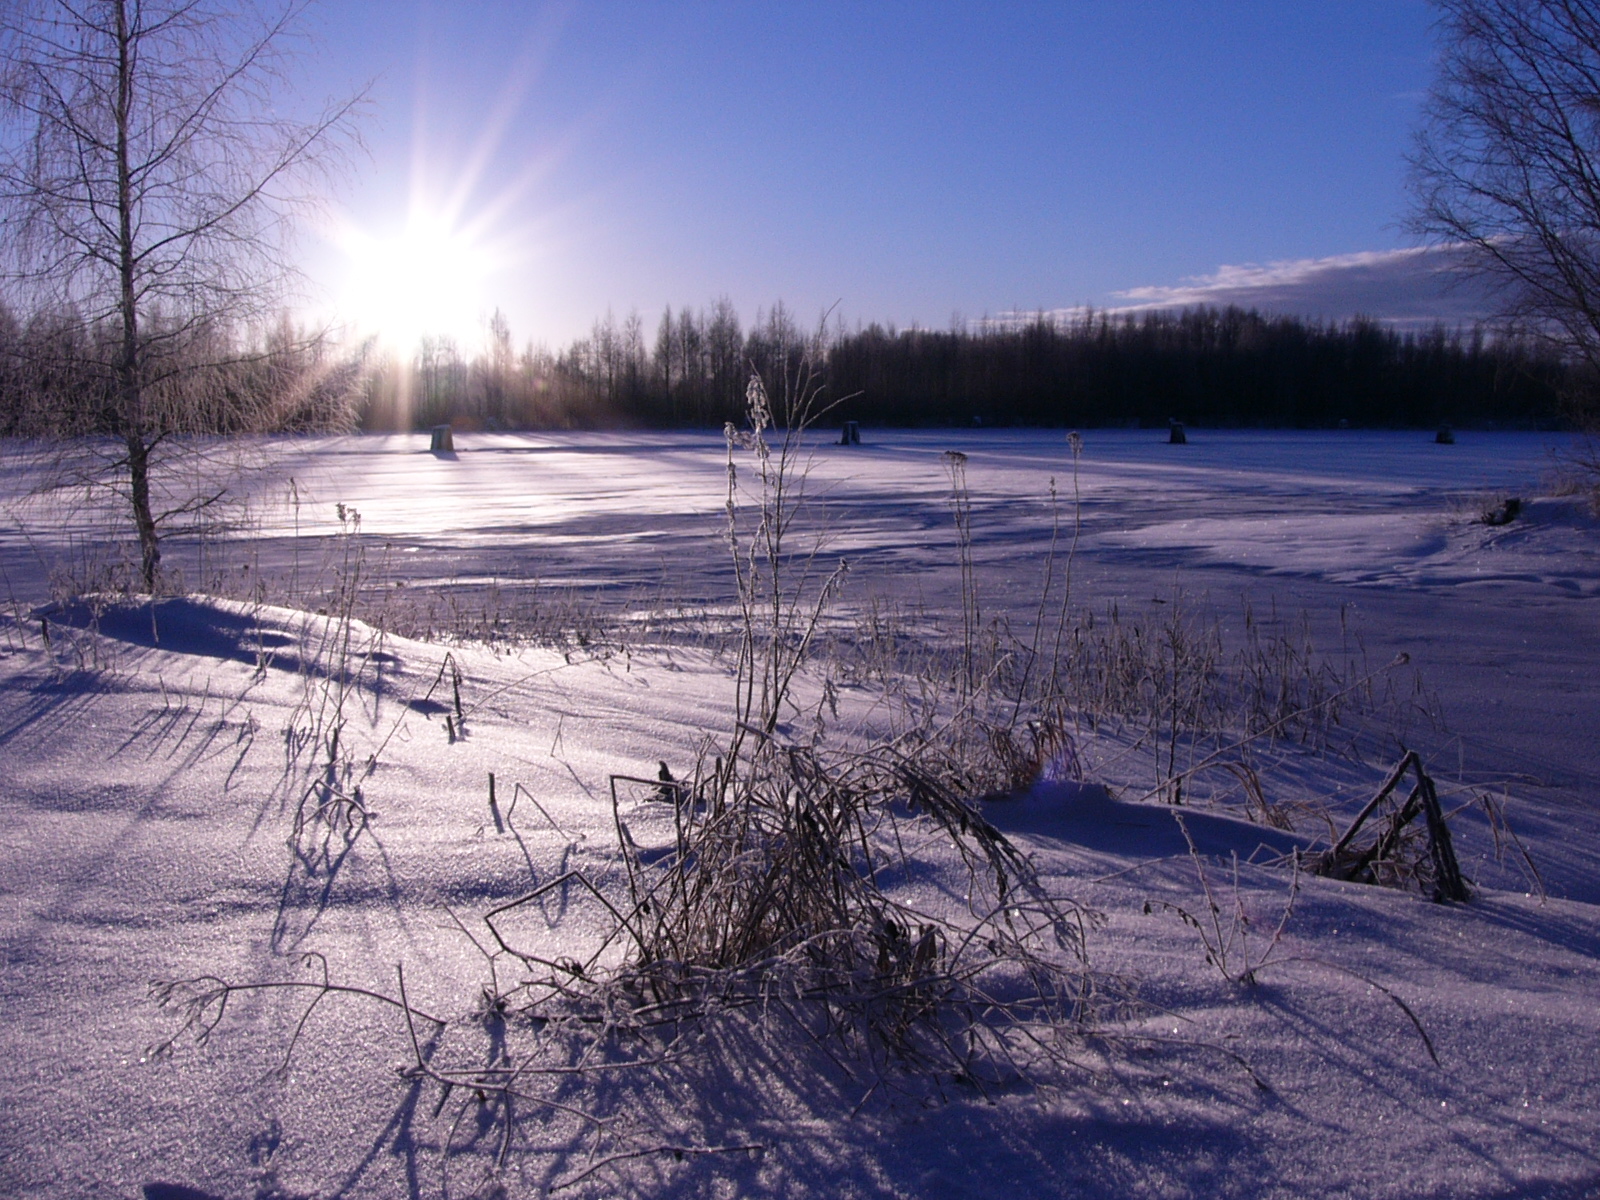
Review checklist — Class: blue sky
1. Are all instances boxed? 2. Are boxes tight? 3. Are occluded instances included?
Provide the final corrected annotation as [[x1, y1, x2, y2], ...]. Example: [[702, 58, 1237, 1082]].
[[299, 1, 1451, 348]]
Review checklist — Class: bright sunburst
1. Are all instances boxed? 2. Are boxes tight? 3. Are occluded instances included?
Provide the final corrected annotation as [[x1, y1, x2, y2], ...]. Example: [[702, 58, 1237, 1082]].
[[328, 19, 565, 357], [336, 212, 494, 353]]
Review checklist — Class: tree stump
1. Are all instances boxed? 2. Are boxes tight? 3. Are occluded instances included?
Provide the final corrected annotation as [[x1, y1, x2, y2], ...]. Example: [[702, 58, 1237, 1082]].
[[431, 425, 455, 452]]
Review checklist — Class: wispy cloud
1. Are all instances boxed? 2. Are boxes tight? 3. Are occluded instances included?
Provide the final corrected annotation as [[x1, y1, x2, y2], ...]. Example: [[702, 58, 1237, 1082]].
[[1106, 245, 1495, 330]]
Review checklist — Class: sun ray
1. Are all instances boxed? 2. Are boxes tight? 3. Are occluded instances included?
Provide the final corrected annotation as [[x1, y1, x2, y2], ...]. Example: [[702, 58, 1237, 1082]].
[[330, 6, 582, 356]]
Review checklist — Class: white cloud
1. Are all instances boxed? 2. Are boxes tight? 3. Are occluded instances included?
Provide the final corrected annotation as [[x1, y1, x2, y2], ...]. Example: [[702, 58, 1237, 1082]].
[[1105, 244, 1495, 329]]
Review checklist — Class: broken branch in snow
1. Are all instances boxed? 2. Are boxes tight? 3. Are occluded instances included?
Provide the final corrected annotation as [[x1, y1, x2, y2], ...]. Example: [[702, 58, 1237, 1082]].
[[1306, 750, 1470, 903]]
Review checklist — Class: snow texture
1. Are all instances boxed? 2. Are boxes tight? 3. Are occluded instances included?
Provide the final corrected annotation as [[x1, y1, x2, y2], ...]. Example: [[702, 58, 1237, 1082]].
[[0, 429, 1597, 1198]]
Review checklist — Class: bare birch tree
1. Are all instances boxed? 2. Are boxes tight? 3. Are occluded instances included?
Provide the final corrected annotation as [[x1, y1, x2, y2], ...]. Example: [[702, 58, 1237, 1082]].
[[1410, 0, 1600, 420], [0, 0, 360, 590]]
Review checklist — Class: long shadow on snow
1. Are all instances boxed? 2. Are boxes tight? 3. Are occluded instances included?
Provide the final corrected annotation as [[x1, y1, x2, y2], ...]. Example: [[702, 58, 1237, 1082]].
[[325, 1027, 446, 1200], [142, 1185, 245, 1200], [1415, 1176, 1600, 1200], [1465, 895, 1600, 959], [412, 959, 1283, 1199], [0, 668, 122, 748], [270, 823, 363, 953], [560, 1039, 1276, 1200], [108, 685, 261, 790], [39, 595, 396, 680], [984, 781, 1310, 863], [269, 806, 410, 954]]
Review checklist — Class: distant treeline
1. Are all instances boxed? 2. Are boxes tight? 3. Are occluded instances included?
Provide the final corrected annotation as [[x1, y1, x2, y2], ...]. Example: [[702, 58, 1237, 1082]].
[[0, 301, 1570, 437], [362, 304, 1569, 433], [828, 307, 1564, 429], [361, 302, 778, 432]]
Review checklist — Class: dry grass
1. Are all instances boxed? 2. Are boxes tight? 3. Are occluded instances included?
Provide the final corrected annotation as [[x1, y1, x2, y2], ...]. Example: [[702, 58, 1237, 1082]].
[[140, 393, 1472, 1193], [150, 365, 1119, 1195]]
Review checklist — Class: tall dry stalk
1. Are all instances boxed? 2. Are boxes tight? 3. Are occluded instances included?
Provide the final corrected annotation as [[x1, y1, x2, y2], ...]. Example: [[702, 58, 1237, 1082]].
[[722, 362, 845, 754], [942, 450, 978, 698]]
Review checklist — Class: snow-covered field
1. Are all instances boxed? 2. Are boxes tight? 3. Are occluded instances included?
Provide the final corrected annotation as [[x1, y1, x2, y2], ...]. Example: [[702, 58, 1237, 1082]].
[[1, 428, 1598, 1199]]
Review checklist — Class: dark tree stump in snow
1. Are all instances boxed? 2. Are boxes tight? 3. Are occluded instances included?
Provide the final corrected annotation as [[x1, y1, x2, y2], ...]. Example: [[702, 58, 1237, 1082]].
[[1482, 496, 1523, 526], [840, 420, 861, 445], [1168, 420, 1187, 445], [1435, 425, 1455, 444], [431, 425, 455, 452]]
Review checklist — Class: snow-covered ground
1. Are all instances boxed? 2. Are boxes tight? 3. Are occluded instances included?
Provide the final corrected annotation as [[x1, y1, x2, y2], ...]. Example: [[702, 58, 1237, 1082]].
[[1, 429, 1597, 1198]]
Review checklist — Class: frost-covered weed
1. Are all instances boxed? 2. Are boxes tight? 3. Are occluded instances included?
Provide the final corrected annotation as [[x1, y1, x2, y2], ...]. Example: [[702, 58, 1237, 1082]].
[[147, 407, 1456, 1195]]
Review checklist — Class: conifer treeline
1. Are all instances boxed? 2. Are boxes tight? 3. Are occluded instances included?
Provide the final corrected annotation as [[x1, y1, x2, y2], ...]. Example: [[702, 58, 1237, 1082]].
[[361, 303, 1567, 432], [829, 307, 1563, 428], [0, 301, 1568, 436]]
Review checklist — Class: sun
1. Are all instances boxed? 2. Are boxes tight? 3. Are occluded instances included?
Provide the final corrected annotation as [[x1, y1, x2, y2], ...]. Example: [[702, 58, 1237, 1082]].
[[336, 212, 493, 354]]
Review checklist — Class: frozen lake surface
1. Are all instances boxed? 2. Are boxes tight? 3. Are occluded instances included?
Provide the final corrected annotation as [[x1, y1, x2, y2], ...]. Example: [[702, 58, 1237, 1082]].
[[1, 428, 1597, 1198], [10, 427, 1593, 798]]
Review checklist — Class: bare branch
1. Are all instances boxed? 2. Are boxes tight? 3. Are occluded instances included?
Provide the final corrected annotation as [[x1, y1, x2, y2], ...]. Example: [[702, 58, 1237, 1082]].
[[1410, 0, 1600, 420], [0, 0, 365, 590]]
